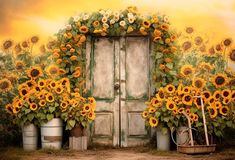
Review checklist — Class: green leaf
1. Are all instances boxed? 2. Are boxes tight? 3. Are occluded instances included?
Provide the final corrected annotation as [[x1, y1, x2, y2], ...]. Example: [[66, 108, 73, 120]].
[[27, 114, 34, 122], [25, 109, 31, 114], [155, 111, 161, 118], [46, 114, 54, 121], [68, 120, 76, 128], [166, 63, 173, 69], [163, 117, 170, 122], [49, 106, 55, 113], [161, 127, 168, 135], [226, 121, 232, 128]]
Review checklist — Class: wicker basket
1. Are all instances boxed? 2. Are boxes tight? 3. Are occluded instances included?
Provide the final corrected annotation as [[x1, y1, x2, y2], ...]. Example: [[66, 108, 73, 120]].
[[178, 144, 216, 154]]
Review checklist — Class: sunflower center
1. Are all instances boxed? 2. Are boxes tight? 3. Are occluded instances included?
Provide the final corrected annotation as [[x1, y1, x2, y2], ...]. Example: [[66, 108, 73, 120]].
[[209, 98, 214, 103], [196, 98, 201, 105], [152, 119, 156, 124], [3, 40, 13, 49], [223, 91, 229, 97], [168, 87, 173, 91], [48, 96, 53, 100], [224, 39, 232, 46], [57, 88, 61, 92], [215, 76, 225, 85], [32, 104, 36, 108], [85, 106, 89, 110], [22, 89, 27, 95], [51, 83, 56, 87], [50, 68, 58, 75], [215, 94, 220, 99], [230, 50, 235, 61], [169, 104, 174, 109], [222, 108, 227, 113], [144, 21, 149, 26], [195, 80, 202, 88], [39, 82, 44, 86], [184, 68, 192, 75], [185, 95, 191, 102], [204, 93, 210, 99], [31, 69, 40, 77], [0, 81, 9, 89]]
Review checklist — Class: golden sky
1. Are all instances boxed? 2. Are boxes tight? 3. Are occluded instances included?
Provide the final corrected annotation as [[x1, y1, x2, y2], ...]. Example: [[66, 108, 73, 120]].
[[0, 0, 235, 44]]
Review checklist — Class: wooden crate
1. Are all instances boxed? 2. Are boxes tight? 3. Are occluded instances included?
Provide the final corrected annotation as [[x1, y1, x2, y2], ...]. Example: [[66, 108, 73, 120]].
[[69, 136, 87, 150]]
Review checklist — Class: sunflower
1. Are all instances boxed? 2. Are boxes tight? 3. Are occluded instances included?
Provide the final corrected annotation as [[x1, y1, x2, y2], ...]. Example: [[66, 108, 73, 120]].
[[185, 108, 191, 115], [182, 86, 191, 94], [193, 114, 199, 122], [189, 113, 195, 121], [5, 104, 13, 114], [160, 23, 169, 31], [156, 88, 165, 101], [198, 62, 213, 71], [30, 103, 38, 111], [55, 86, 64, 94], [185, 27, 194, 34], [199, 45, 206, 53], [221, 89, 232, 99], [80, 110, 87, 117], [153, 29, 161, 37], [172, 108, 178, 115], [2, 40, 13, 50], [19, 87, 29, 97], [83, 104, 91, 112], [215, 44, 223, 52], [59, 69, 66, 75], [38, 79, 46, 88], [229, 49, 235, 62], [25, 80, 36, 88], [142, 111, 148, 118], [215, 101, 222, 109], [149, 107, 157, 113], [142, 20, 151, 28], [79, 26, 89, 33], [13, 106, 20, 114], [208, 96, 216, 105], [223, 38, 232, 47], [39, 100, 46, 107], [222, 98, 231, 105], [46, 65, 60, 77], [211, 73, 228, 88], [182, 41, 192, 51], [194, 36, 203, 46], [149, 117, 158, 127], [46, 93, 55, 103], [73, 70, 81, 78], [27, 66, 43, 79], [30, 36, 39, 44], [213, 90, 221, 100], [180, 65, 195, 77], [88, 97, 96, 109], [219, 106, 229, 116], [49, 80, 57, 89], [26, 96, 33, 104], [178, 107, 184, 114], [165, 84, 175, 94], [177, 83, 183, 95], [88, 111, 95, 120], [182, 94, 193, 106], [207, 106, 218, 119], [202, 90, 211, 102], [14, 43, 22, 53], [0, 78, 12, 93], [60, 101, 68, 109], [208, 46, 215, 55], [194, 97, 203, 109], [93, 20, 100, 27], [151, 97, 161, 107], [166, 100, 176, 110], [22, 41, 29, 48], [15, 61, 24, 71], [192, 78, 206, 90]]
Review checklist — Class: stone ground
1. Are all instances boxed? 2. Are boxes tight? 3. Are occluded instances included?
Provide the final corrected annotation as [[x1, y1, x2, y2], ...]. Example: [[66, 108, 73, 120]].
[[0, 147, 235, 160]]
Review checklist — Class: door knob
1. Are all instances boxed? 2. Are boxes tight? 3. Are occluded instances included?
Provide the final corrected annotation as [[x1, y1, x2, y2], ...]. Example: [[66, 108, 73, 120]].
[[114, 84, 120, 90]]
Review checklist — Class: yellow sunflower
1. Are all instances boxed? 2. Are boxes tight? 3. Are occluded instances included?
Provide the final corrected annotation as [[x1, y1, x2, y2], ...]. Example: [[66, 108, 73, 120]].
[[38, 100, 46, 107], [151, 97, 161, 107], [185, 27, 194, 34], [2, 40, 13, 50], [46, 64, 60, 77], [177, 83, 184, 95], [60, 101, 68, 109], [229, 49, 235, 62], [72, 70, 81, 78], [213, 90, 221, 100], [193, 97, 203, 109], [30, 103, 38, 111], [207, 106, 218, 119], [165, 84, 176, 94], [202, 90, 211, 102], [55, 85, 64, 94], [172, 108, 178, 115], [13, 106, 20, 114], [156, 87, 165, 101], [192, 78, 206, 90], [193, 114, 199, 122], [79, 26, 89, 33], [185, 108, 191, 115], [222, 98, 231, 105], [70, 55, 78, 61], [26, 66, 43, 79], [221, 89, 232, 99], [88, 97, 96, 109], [182, 86, 191, 94], [0, 78, 12, 93], [30, 36, 39, 44], [142, 20, 151, 28], [160, 23, 169, 31], [219, 106, 229, 116], [83, 104, 91, 112], [178, 107, 184, 114], [88, 111, 95, 120], [46, 93, 55, 103], [149, 117, 158, 127], [5, 104, 13, 114], [15, 61, 24, 71], [208, 96, 216, 105], [149, 107, 157, 113], [59, 69, 66, 75], [211, 73, 228, 88], [198, 62, 214, 71], [166, 100, 176, 110], [38, 79, 46, 88], [215, 101, 222, 109], [182, 94, 193, 106], [181, 65, 195, 77], [223, 38, 233, 47], [49, 80, 57, 89], [26, 96, 33, 104], [80, 110, 87, 117], [142, 111, 148, 118], [182, 41, 192, 51], [189, 113, 195, 122]]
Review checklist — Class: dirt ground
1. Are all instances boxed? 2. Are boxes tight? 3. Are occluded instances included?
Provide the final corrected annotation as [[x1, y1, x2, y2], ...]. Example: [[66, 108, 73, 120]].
[[0, 147, 235, 160]]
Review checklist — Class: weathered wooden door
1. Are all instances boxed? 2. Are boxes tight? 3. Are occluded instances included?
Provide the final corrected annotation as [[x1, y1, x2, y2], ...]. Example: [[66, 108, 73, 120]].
[[86, 36, 150, 147]]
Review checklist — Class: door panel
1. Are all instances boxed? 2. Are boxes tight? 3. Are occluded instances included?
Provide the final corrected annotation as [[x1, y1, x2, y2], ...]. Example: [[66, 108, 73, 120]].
[[90, 38, 120, 146]]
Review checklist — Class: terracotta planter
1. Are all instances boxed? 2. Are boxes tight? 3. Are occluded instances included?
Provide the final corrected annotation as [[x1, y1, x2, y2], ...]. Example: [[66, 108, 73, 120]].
[[69, 125, 88, 150], [70, 125, 87, 137]]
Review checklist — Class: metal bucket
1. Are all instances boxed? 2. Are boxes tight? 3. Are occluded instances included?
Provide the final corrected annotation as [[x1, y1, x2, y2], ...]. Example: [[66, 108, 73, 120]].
[[22, 124, 38, 151]]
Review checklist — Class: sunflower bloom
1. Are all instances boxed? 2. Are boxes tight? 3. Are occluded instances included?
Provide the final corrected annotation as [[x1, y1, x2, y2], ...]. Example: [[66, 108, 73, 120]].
[[213, 90, 221, 100], [46, 65, 60, 77], [26, 66, 43, 79], [79, 25, 89, 33], [38, 79, 46, 88], [180, 65, 195, 77], [215, 101, 222, 109], [46, 93, 55, 103], [5, 104, 13, 114], [151, 97, 161, 107], [15, 61, 24, 71], [149, 117, 158, 127], [142, 111, 148, 118], [0, 78, 13, 93], [229, 49, 235, 62], [221, 89, 232, 99], [166, 100, 176, 110], [165, 84, 175, 94], [219, 106, 229, 116], [182, 94, 193, 106], [178, 107, 184, 114], [207, 106, 218, 119], [39, 100, 46, 107], [30, 103, 38, 111], [222, 98, 231, 105], [88, 111, 95, 120], [55, 86, 64, 94], [142, 20, 151, 28], [83, 104, 91, 112], [192, 78, 206, 90], [211, 73, 228, 88], [202, 90, 211, 103]]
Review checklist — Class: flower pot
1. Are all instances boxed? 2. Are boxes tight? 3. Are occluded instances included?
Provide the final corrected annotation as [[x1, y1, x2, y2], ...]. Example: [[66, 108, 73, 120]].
[[176, 126, 189, 146], [69, 125, 87, 150], [40, 118, 63, 149], [156, 127, 170, 151], [22, 123, 38, 151]]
